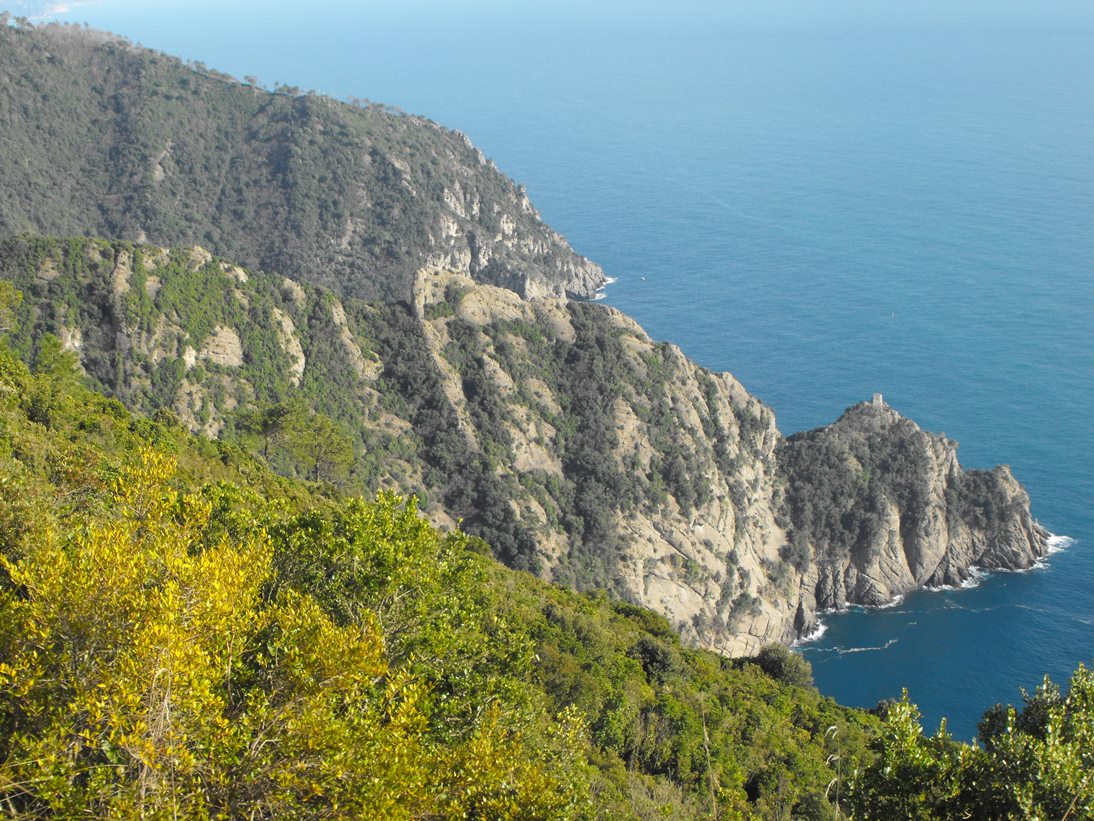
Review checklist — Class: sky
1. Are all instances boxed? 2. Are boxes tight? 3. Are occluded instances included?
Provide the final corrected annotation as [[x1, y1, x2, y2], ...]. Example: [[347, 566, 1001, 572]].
[[6, 0, 1092, 34]]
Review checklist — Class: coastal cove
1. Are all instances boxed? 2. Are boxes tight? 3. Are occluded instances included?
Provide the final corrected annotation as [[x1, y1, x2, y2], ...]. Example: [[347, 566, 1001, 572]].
[[800, 535, 1078, 739], [44, 0, 1094, 740]]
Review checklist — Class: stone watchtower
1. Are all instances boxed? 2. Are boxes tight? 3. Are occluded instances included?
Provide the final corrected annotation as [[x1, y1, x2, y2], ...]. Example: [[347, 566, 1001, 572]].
[[871, 393, 884, 408]]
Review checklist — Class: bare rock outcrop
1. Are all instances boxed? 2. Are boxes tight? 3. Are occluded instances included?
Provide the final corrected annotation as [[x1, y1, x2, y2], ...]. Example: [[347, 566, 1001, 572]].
[[407, 273, 1048, 654], [780, 399, 1049, 636]]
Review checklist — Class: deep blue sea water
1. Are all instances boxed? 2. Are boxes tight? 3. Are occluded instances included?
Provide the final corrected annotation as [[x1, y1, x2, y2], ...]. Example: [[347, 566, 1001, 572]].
[[33, 0, 1094, 740]]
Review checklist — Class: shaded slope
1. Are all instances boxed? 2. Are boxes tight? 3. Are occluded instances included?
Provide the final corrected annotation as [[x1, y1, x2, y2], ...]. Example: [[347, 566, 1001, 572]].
[[0, 20, 604, 301]]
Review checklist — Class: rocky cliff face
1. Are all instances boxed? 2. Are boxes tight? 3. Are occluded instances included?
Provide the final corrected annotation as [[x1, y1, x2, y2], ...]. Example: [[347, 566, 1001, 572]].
[[0, 19, 1051, 658], [405, 272, 1049, 653], [410, 267, 797, 654], [0, 237, 1049, 656], [779, 400, 1049, 637], [0, 22, 604, 302]]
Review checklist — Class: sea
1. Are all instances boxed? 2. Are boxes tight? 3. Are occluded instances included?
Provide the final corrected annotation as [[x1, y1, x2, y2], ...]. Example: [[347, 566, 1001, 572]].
[[33, 0, 1094, 741]]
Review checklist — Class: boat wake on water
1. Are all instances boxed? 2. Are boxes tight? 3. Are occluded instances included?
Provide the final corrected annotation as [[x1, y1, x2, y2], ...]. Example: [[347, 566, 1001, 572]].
[[805, 639, 900, 656]]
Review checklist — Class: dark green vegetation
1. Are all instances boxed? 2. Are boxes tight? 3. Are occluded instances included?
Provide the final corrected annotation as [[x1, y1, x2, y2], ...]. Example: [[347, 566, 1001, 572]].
[[0, 235, 766, 596], [0, 233, 1053, 653], [3, 288, 1093, 817], [1, 17, 1090, 817], [0, 329, 875, 818], [0, 19, 601, 302], [778, 408, 932, 567], [0, 18, 1049, 660], [849, 672, 1094, 820], [777, 401, 1032, 579]]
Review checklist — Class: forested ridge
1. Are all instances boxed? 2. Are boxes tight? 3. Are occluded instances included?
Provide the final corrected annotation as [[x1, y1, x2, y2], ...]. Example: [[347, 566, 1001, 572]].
[[0, 305, 871, 817], [0, 15, 1091, 818], [0, 17, 1052, 655], [1, 266, 1093, 818], [0, 18, 603, 302], [0, 234, 733, 587], [0, 234, 1051, 656]]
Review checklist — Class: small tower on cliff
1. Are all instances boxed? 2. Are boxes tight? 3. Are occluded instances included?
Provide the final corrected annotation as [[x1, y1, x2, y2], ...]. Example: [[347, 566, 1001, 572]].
[[872, 393, 884, 408]]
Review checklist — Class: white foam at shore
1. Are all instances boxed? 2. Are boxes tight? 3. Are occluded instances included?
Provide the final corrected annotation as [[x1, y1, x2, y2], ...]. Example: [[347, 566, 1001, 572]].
[[792, 618, 828, 646], [923, 573, 984, 591], [592, 275, 619, 300], [1046, 534, 1074, 554], [876, 594, 905, 609], [823, 593, 906, 612], [920, 532, 1073, 589], [1033, 533, 1074, 569], [960, 567, 988, 589], [926, 566, 988, 592], [798, 533, 1073, 643]]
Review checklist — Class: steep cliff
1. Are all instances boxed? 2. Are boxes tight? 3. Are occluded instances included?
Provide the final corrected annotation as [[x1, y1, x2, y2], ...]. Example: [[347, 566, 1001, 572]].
[[0, 21, 604, 302], [779, 398, 1049, 635], [0, 237, 1048, 656]]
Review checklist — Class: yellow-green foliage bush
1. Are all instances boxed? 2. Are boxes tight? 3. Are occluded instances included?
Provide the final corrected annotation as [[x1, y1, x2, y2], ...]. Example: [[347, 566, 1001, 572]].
[[5, 339, 1088, 819], [0, 448, 590, 818]]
